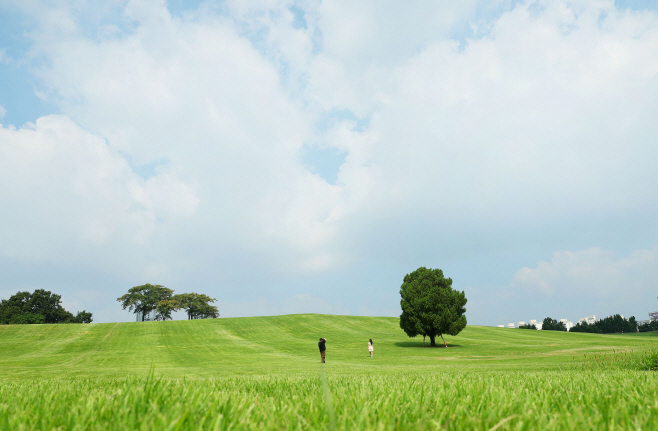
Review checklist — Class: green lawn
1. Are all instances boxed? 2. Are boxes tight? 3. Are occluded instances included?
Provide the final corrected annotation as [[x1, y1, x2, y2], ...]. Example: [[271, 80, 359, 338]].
[[1, 315, 658, 429]]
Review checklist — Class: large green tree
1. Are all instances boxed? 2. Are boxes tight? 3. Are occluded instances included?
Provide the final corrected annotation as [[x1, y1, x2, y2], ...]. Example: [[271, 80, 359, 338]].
[[399, 267, 467, 347], [174, 293, 219, 320], [117, 284, 174, 321], [0, 290, 90, 324]]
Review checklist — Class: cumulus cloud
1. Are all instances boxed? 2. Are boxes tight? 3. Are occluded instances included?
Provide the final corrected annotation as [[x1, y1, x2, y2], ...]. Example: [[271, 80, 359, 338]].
[[512, 247, 658, 300], [466, 246, 658, 325], [0, 115, 197, 260], [512, 247, 658, 318]]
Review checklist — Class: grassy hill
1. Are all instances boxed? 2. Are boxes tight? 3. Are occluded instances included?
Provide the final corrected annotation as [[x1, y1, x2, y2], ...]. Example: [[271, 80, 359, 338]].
[[2, 315, 658, 430], [1, 314, 655, 380]]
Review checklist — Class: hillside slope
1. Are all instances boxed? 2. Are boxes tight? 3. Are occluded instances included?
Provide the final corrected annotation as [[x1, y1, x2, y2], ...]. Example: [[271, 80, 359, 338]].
[[1, 314, 654, 380]]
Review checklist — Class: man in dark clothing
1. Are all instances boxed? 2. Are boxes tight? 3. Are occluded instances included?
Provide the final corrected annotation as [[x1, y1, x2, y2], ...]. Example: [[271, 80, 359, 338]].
[[318, 338, 327, 363]]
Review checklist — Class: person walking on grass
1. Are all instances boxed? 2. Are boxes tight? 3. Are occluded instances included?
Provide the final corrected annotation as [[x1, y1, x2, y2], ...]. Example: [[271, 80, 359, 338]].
[[368, 339, 374, 358], [319, 337, 327, 363]]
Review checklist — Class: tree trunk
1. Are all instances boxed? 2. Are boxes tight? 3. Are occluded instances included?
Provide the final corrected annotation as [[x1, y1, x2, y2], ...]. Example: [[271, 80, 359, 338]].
[[429, 335, 436, 347], [423, 335, 426, 347]]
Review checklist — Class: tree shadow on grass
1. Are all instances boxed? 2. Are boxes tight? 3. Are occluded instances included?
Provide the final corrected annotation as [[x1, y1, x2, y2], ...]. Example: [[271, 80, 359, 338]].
[[394, 342, 461, 348]]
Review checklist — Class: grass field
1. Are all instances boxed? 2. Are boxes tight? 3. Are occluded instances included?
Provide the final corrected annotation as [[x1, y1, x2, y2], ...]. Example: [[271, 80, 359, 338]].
[[2, 315, 658, 430]]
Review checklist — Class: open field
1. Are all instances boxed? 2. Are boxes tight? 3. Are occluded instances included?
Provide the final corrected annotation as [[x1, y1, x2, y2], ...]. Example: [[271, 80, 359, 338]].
[[2, 315, 658, 430]]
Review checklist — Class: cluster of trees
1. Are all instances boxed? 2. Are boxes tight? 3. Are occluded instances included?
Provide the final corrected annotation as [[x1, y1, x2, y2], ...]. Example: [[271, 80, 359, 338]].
[[542, 317, 567, 331], [117, 284, 219, 321], [0, 290, 92, 324], [570, 314, 637, 334], [399, 267, 467, 347], [639, 320, 658, 332], [518, 318, 567, 331]]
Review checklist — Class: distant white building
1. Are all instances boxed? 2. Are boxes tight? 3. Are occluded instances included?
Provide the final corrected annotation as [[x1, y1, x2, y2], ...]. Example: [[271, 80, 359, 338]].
[[579, 315, 596, 325], [535, 323, 543, 330], [528, 319, 542, 330], [518, 321, 526, 327], [507, 323, 515, 328], [136, 310, 158, 322], [497, 324, 505, 327], [559, 319, 573, 331]]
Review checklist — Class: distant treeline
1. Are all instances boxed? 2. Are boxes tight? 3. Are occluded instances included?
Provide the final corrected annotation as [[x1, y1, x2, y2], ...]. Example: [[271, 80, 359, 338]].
[[518, 314, 654, 334], [0, 289, 92, 325], [518, 317, 567, 331], [570, 314, 637, 334], [638, 320, 658, 332]]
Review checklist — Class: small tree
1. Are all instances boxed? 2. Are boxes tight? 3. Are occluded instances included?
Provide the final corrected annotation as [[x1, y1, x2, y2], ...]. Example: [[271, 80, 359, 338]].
[[196, 303, 220, 319], [117, 284, 174, 321], [399, 267, 467, 347], [75, 310, 93, 324], [174, 293, 219, 320], [155, 299, 181, 321]]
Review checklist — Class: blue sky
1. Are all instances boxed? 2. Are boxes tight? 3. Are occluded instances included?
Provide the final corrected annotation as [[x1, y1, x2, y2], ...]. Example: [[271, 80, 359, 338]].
[[1, 0, 658, 326]]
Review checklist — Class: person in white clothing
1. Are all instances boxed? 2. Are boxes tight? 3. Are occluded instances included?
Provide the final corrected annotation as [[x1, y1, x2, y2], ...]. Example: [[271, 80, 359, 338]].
[[368, 339, 374, 358]]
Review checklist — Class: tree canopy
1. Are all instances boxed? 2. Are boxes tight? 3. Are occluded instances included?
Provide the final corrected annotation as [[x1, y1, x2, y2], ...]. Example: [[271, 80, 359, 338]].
[[0, 290, 92, 324], [117, 284, 174, 321], [117, 284, 219, 321], [638, 319, 658, 332], [399, 267, 467, 347], [155, 299, 181, 321], [174, 293, 219, 320], [541, 317, 567, 331]]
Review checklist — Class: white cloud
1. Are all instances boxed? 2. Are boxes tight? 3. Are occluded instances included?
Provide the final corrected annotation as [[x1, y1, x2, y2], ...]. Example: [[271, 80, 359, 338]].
[[0, 115, 197, 259], [363, 1, 658, 222], [18, 2, 346, 278], [512, 246, 658, 303], [21, 0, 658, 251], [0, 105, 6, 118]]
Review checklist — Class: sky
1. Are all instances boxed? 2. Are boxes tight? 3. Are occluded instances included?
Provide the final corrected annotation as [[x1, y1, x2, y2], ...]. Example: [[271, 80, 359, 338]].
[[1, 0, 658, 326]]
